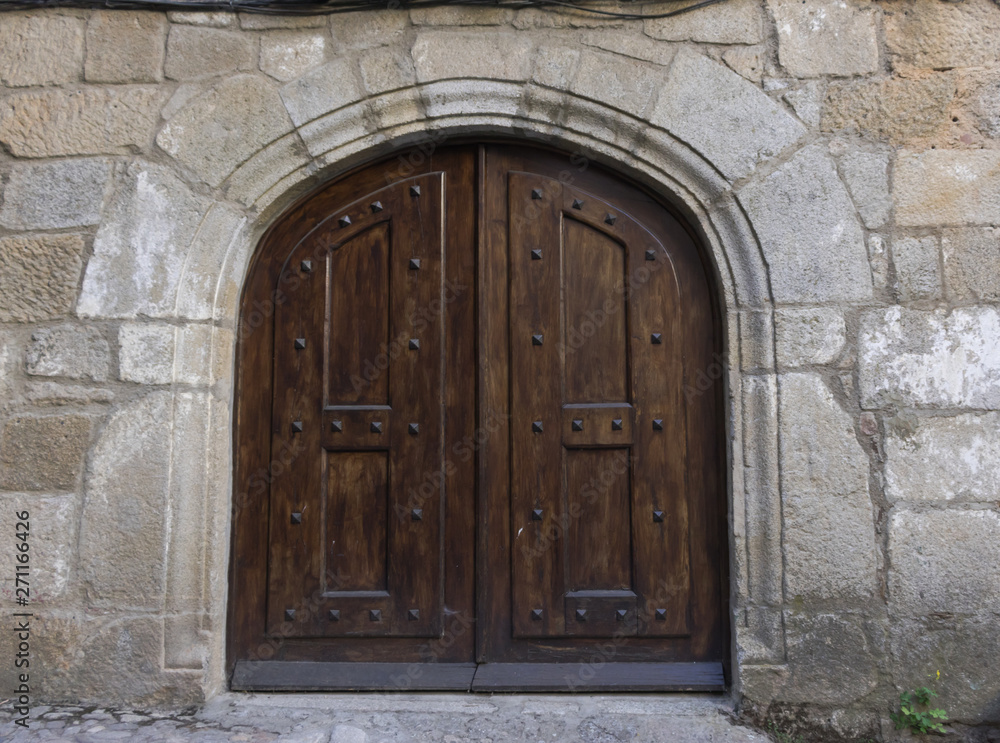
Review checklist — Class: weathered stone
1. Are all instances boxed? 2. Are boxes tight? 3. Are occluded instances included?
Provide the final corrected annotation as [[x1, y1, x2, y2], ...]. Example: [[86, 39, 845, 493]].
[[25, 324, 110, 381], [224, 134, 309, 208], [119, 323, 175, 384], [158, 75, 294, 187], [238, 12, 326, 29], [175, 205, 247, 319], [410, 5, 512, 25], [164, 26, 256, 80], [821, 74, 956, 144], [886, 413, 1000, 503], [280, 58, 364, 127], [359, 46, 416, 94], [0, 414, 95, 491], [81, 392, 171, 607], [260, 30, 327, 82], [779, 373, 877, 602], [168, 10, 235, 26], [645, 0, 763, 43], [85, 11, 167, 83], [329, 10, 409, 49], [783, 81, 824, 127], [775, 308, 846, 367], [0, 87, 162, 158], [722, 47, 763, 84], [868, 233, 889, 290], [578, 30, 676, 67], [570, 50, 663, 118], [943, 227, 1000, 301], [77, 162, 211, 319], [892, 236, 941, 301], [24, 382, 114, 407], [0, 158, 113, 230], [860, 307, 1000, 409], [779, 612, 879, 704], [769, 0, 878, 78], [412, 31, 532, 83], [0, 13, 84, 87], [889, 509, 1000, 616], [651, 51, 805, 182], [895, 149, 1000, 227], [531, 45, 579, 90], [738, 145, 872, 303], [885, 0, 1000, 72], [838, 152, 889, 229], [0, 234, 85, 323], [970, 73, 1000, 139], [0, 493, 74, 600]]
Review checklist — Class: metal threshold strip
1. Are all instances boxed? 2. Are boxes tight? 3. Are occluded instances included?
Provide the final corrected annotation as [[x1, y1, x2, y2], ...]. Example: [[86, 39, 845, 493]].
[[231, 661, 725, 692]]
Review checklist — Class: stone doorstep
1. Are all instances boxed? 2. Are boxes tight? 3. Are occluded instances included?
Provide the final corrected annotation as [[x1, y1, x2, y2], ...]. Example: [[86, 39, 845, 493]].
[[0, 693, 766, 741]]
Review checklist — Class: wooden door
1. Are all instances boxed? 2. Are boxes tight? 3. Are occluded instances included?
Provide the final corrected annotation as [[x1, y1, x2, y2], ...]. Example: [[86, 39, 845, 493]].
[[228, 143, 727, 692]]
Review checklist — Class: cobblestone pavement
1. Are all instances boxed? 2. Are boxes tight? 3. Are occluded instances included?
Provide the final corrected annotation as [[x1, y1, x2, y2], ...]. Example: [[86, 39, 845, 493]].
[[0, 693, 767, 742]]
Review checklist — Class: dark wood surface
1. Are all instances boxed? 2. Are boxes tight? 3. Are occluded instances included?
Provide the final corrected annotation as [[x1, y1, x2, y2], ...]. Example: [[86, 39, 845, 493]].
[[228, 142, 728, 688], [232, 661, 477, 691], [470, 662, 725, 692]]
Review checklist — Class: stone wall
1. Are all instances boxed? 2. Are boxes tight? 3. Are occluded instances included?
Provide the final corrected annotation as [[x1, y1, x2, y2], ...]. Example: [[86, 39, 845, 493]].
[[0, 0, 997, 738]]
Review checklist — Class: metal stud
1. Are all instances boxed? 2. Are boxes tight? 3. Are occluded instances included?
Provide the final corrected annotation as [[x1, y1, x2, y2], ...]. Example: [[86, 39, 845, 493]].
[[611, 419, 623, 431], [370, 421, 383, 434], [604, 213, 617, 226], [328, 609, 340, 622], [331, 419, 343, 433], [645, 249, 656, 261], [294, 337, 306, 350], [575, 609, 588, 622], [652, 419, 663, 431], [532, 334, 544, 346], [531, 188, 543, 200], [409, 258, 421, 270], [409, 185, 421, 197], [653, 510, 665, 523], [370, 609, 382, 622], [408, 609, 420, 621], [616, 609, 628, 622], [531, 609, 543, 621], [290, 512, 302, 525], [284, 609, 296, 621], [411, 509, 423, 521], [409, 338, 420, 350], [531, 249, 542, 260], [339, 216, 352, 228], [408, 423, 420, 436], [370, 201, 383, 213], [531, 508, 543, 521], [651, 333, 662, 345], [572, 419, 584, 432], [532, 421, 543, 433], [655, 608, 667, 621], [572, 199, 584, 210], [300, 259, 313, 273], [291, 420, 303, 434]]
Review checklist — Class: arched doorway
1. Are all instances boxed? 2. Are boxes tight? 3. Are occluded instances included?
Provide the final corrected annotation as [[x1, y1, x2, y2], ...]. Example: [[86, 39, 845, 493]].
[[227, 142, 728, 691]]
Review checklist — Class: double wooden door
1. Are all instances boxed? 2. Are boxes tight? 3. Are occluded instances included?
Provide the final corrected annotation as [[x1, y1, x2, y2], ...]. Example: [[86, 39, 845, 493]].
[[228, 144, 727, 691]]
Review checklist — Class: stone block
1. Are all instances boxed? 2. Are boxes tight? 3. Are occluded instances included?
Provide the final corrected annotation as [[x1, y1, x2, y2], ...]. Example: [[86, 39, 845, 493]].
[[224, 134, 309, 208], [0, 414, 95, 491], [409, 5, 512, 25], [80, 392, 171, 608], [168, 11, 235, 26], [838, 152, 890, 229], [774, 308, 846, 367], [889, 509, 1000, 616], [651, 51, 805, 182], [570, 49, 663, 118], [779, 373, 877, 603], [0, 493, 75, 600], [531, 45, 579, 90], [892, 236, 941, 301], [412, 31, 533, 83], [783, 81, 824, 127], [77, 162, 211, 319], [0, 13, 84, 87], [260, 30, 327, 82], [0, 234, 85, 323], [860, 307, 1000, 409], [722, 47, 763, 84], [158, 74, 295, 187], [821, 75, 955, 144], [969, 73, 1000, 139], [769, 0, 878, 78], [239, 12, 326, 29], [280, 58, 364, 127], [886, 413, 1000, 503], [737, 145, 872, 303], [0, 158, 113, 230], [164, 26, 256, 80], [359, 46, 416, 95], [942, 227, 1000, 301], [24, 382, 114, 407], [0, 87, 162, 158], [895, 150, 1000, 226], [779, 612, 879, 704], [868, 233, 889, 290], [578, 30, 676, 67], [329, 10, 409, 49], [645, 0, 764, 43], [85, 11, 167, 83], [885, 0, 1000, 72], [175, 204, 247, 318], [25, 324, 110, 381], [119, 323, 175, 384]]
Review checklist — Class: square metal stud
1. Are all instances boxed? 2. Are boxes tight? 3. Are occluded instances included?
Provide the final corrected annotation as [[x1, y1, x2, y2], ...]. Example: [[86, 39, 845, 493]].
[[328, 609, 340, 622], [532, 421, 543, 433], [411, 509, 423, 521], [655, 608, 667, 621], [409, 338, 420, 350], [530, 249, 542, 260], [294, 337, 306, 350], [409, 185, 421, 197], [604, 213, 617, 225], [575, 609, 588, 622], [290, 512, 302, 525], [291, 420, 303, 434], [370, 421, 383, 434], [284, 609, 296, 621], [616, 609, 628, 622], [408, 609, 420, 621], [653, 510, 665, 523], [531, 609, 543, 621], [300, 259, 313, 273], [572, 199, 584, 210], [611, 419, 623, 431], [572, 419, 584, 432], [651, 333, 662, 345], [531, 508, 543, 521], [331, 420, 343, 433], [408, 423, 420, 436], [369, 609, 382, 622], [531, 188, 543, 200], [652, 419, 664, 431], [370, 201, 383, 213], [645, 249, 656, 261], [338, 216, 352, 228], [531, 334, 543, 346], [408, 258, 421, 270]]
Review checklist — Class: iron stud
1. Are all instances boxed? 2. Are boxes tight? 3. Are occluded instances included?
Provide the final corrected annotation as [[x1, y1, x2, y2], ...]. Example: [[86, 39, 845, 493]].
[[652, 419, 663, 431], [653, 510, 665, 523], [290, 512, 302, 525], [531, 249, 542, 260], [338, 216, 352, 228], [409, 338, 420, 350], [572, 419, 584, 432], [604, 213, 617, 226], [331, 420, 343, 433], [284, 609, 296, 621], [572, 199, 584, 210], [328, 609, 340, 622], [370, 201, 383, 213], [531, 609, 543, 621], [655, 608, 667, 621], [370, 421, 383, 434], [411, 509, 423, 521], [532, 334, 543, 346], [616, 609, 628, 621], [291, 420, 303, 434], [531, 508, 543, 521], [294, 337, 306, 350], [409, 185, 421, 197], [651, 333, 662, 344], [370, 609, 382, 622], [300, 259, 313, 273], [611, 419, 623, 431], [531, 188, 543, 200], [576, 609, 587, 622], [409, 258, 421, 270], [532, 421, 543, 433], [408, 423, 420, 436], [408, 609, 420, 621], [645, 249, 656, 261]]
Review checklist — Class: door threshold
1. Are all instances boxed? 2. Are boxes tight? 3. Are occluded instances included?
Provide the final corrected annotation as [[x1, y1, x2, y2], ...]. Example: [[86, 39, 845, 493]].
[[231, 661, 724, 692]]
